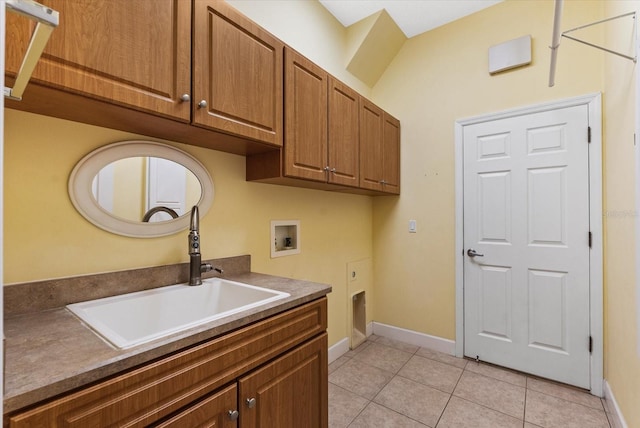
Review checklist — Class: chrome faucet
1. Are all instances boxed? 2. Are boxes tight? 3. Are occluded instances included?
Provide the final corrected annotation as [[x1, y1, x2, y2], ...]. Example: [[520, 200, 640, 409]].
[[188, 206, 222, 286]]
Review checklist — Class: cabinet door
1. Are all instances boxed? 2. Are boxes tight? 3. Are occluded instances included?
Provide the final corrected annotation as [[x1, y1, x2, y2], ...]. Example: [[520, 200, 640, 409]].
[[359, 99, 385, 191], [239, 333, 328, 428], [153, 384, 238, 428], [5, 0, 191, 121], [328, 78, 360, 187], [283, 48, 328, 182], [193, 0, 283, 147], [382, 113, 401, 194]]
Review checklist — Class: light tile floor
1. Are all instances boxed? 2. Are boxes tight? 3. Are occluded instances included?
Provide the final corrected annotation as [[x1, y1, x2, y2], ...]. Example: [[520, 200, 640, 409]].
[[329, 335, 615, 428]]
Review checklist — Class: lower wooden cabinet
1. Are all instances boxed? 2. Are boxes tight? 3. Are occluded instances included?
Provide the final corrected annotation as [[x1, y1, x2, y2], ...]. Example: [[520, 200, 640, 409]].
[[153, 333, 327, 428], [153, 384, 238, 428], [239, 334, 328, 428], [7, 299, 328, 428]]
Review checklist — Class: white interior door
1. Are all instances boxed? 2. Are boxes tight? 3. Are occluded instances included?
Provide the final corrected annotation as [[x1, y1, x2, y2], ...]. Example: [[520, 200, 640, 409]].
[[463, 104, 591, 388], [146, 157, 187, 221]]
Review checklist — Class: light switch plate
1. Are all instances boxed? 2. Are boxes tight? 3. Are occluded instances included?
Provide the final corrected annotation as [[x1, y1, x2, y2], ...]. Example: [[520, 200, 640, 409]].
[[409, 220, 417, 233]]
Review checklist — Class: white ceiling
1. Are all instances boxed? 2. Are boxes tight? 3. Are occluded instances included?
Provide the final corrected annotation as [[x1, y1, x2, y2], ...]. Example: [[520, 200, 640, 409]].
[[319, 0, 504, 38]]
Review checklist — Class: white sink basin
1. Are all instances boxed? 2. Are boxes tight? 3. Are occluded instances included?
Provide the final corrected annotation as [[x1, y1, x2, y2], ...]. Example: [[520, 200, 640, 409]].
[[67, 278, 290, 349]]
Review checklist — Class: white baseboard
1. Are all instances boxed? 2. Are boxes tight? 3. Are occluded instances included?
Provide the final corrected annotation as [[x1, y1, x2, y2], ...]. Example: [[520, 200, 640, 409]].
[[603, 380, 628, 428], [328, 337, 349, 364], [329, 322, 456, 364], [372, 322, 455, 355]]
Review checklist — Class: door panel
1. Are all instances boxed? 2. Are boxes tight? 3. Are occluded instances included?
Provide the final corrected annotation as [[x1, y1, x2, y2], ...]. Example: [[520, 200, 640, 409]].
[[463, 105, 590, 388], [528, 269, 567, 352], [478, 266, 512, 341], [478, 171, 511, 243], [528, 167, 566, 245]]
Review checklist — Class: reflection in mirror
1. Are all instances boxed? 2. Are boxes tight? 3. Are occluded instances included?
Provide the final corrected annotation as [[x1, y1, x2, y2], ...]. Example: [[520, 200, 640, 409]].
[[69, 140, 214, 238], [92, 157, 201, 223]]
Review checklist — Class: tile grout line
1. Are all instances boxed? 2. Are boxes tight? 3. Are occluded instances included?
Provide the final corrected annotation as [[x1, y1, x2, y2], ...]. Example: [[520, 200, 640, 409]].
[[366, 341, 441, 428], [523, 376, 528, 428], [431, 356, 466, 428], [346, 339, 435, 427]]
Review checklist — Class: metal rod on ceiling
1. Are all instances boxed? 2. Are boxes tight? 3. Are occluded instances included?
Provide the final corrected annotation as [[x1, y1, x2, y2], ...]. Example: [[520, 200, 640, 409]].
[[549, 5, 637, 87], [562, 11, 637, 63], [548, 0, 564, 87]]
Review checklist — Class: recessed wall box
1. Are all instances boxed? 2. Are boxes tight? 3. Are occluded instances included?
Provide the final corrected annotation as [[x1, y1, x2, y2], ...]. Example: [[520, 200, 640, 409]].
[[488, 35, 532, 74], [271, 220, 300, 258]]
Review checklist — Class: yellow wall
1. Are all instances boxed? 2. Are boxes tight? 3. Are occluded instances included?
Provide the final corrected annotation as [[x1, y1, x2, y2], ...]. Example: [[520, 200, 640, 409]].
[[370, 0, 604, 339], [3, 0, 376, 349], [5, 2, 640, 423], [111, 157, 145, 221], [3, 110, 372, 347], [602, 1, 640, 425], [370, 0, 640, 424], [226, 0, 371, 97]]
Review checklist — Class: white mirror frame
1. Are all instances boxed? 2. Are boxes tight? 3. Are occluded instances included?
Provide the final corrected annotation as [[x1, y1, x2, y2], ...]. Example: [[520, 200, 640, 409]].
[[69, 140, 214, 238]]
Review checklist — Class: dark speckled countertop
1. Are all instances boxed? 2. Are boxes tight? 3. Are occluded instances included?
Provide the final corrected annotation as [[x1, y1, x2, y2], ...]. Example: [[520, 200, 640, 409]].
[[3, 256, 331, 415]]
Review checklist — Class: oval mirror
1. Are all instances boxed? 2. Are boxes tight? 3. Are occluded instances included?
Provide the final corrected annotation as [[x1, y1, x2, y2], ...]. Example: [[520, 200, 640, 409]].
[[69, 141, 214, 237]]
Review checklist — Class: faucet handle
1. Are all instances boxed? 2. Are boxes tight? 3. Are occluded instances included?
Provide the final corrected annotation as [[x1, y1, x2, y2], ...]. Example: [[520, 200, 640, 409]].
[[200, 264, 223, 275]]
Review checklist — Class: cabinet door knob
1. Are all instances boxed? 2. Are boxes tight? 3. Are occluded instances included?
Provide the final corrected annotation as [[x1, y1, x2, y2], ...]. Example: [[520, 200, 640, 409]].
[[246, 397, 257, 408], [323, 166, 330, 172], [380, 179, 387, 185], [180, 93, 191, 102], [197, 100, 208, 109], [228, 409, 239, 421], [331, 168, 336, 173]]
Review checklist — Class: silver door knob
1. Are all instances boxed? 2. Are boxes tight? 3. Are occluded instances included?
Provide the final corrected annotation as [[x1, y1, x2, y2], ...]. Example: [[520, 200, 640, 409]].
[[467, 249, 484, 257], [228, 410, 239, 421], [331, 168, 336, 173], [197, 100, 208, 109], [246, 397, 257, 408], [180, 93, 190, 102]]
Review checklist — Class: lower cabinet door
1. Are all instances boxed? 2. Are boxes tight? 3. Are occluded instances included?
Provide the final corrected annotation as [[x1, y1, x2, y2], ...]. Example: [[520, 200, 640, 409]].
[[153, 384, 238, 428], [238, 333, 328, 428]]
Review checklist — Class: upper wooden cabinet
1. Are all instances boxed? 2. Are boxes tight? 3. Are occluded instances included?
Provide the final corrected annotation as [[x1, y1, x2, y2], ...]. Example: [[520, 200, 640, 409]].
[[5, 0, 192, 121], [283, 49, 359, 187], [193, 0, 284, 146], [360, 99, 400, 194], [283, 49, 328, 181], [5, 0, 396, 189], [248, 48, 363, 190], [328, 78, 360, 187], [382, 113, 401, 194], [5, 0, 283, 152]]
